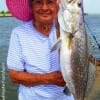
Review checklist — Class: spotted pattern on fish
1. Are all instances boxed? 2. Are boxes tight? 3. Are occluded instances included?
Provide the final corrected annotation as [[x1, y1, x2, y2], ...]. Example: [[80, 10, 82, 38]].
[[52, 0, 96, 100]]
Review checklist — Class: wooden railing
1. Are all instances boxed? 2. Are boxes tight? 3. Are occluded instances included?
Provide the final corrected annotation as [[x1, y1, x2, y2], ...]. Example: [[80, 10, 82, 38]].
[[0, 62, 6, 100], [89, 55, 100, 66]]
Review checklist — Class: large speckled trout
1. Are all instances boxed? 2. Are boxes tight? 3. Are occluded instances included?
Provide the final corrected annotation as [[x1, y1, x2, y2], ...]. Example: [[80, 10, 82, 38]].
[[52, 0, 96, 100]]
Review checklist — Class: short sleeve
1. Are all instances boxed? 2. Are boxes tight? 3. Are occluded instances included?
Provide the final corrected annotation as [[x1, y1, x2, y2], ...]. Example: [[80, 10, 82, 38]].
[[7, 29, 25, 71]]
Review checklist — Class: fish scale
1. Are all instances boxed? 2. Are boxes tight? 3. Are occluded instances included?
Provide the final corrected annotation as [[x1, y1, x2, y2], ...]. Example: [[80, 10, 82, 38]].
[[52, 0, 96, 100]]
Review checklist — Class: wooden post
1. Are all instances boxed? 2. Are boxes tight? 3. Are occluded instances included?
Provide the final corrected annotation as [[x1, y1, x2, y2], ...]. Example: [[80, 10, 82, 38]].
[[1, 62, 5, 100], [88, 55, 100, 100]]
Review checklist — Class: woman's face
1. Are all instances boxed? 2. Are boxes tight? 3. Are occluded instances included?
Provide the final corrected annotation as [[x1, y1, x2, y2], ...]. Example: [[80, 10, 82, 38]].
[[32, 0, 58, 24]]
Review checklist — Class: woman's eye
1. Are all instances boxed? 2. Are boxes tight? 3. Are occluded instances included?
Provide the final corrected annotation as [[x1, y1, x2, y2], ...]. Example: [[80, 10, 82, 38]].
[[34, 0, 42, 4], [48, 0, 54, 4]]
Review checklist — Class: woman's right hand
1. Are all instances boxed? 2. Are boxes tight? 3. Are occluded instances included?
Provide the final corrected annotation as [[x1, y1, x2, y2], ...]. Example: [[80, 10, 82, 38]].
[[46, 71, 65, 87]]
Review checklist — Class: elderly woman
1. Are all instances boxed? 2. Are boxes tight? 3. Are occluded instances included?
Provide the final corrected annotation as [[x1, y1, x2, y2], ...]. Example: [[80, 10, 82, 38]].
[[7, 0, 74, 100]]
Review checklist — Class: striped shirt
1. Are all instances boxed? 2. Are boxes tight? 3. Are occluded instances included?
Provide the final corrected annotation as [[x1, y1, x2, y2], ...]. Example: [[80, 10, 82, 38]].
[[7, 21, 74, 100]]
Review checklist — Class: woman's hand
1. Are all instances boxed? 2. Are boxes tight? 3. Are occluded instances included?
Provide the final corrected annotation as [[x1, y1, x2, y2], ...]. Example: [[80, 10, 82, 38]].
[[47, 71, 65, 87]]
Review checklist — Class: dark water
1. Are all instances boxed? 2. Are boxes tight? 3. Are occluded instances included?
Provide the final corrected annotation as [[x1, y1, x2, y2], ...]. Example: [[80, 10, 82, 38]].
[[0, 16, 100, 100], [0, 17, 22, 63], [84, 15, 100, 59], [0, 17, 22, 100]]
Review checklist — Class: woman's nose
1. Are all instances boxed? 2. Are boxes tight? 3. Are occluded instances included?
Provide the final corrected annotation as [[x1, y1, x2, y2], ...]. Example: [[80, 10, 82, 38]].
[[42, 3, 49, 9]]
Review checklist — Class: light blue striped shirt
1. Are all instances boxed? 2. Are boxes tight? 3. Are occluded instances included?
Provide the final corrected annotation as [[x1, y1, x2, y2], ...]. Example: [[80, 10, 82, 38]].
[[7, 21, 74, 100]]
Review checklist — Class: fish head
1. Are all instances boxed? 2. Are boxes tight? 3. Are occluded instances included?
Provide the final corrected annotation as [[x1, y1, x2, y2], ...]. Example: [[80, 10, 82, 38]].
[[60, 0, 82, 33], [59, 0, 82, 13], [58, 0, 83, 49]]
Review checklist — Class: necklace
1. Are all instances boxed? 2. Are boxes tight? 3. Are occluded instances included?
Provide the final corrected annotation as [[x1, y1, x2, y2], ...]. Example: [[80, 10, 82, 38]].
[[33, 21, 52, 35]]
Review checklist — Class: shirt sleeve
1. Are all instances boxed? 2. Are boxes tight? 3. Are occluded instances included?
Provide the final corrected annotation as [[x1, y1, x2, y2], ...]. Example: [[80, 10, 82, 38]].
[[7, 29, 25, 71]]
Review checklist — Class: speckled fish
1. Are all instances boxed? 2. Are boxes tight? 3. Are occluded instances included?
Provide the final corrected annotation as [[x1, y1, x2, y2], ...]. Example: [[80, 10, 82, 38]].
[[52, 0, 96, 100]]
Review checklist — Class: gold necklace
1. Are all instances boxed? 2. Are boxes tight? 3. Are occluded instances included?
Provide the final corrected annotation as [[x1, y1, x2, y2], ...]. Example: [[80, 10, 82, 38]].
[[34, 21, 52, 32]]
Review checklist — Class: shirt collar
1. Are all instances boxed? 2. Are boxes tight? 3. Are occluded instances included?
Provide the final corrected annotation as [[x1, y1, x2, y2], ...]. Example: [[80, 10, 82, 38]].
[[27, 20, 56, 41]]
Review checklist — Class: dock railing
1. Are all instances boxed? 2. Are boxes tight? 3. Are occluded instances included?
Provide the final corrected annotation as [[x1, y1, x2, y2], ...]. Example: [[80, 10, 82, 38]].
[[88, 55, 100, 100], [1, 62, 6, 100]]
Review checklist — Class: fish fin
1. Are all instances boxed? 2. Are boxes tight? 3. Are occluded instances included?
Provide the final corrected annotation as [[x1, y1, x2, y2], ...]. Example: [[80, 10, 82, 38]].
[[85, 62, 96, 97], [51, 38, 62, 52], [63, 86, 71, 96]]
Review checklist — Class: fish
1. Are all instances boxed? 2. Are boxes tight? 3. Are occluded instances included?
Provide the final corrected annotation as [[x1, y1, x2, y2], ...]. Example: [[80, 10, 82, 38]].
[[52, 0, 96, 100]]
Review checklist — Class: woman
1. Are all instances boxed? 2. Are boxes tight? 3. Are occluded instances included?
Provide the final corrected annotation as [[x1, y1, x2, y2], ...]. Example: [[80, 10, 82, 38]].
[[7, 0, 74, 99]]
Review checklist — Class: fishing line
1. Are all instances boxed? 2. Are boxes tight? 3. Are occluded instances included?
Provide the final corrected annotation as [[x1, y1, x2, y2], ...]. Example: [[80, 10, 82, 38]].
[[84, 20, 100, 50]]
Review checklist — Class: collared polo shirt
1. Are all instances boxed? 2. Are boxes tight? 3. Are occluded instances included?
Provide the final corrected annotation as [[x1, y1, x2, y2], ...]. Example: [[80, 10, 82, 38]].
[[7, 21, 74, 100]]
